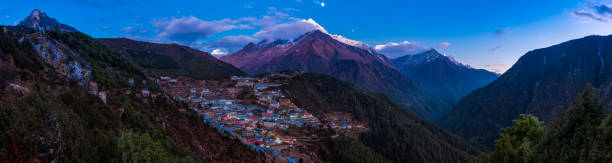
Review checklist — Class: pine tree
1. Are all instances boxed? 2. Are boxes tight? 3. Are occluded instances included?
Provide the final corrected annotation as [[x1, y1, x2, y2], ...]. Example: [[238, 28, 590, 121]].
[[597, 113, 612, 160], [474, 114, 545, 163], [536, 85, 606, 162]]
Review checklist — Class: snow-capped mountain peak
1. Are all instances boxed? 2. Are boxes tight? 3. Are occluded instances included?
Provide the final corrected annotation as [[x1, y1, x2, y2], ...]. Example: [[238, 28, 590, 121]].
[[301, 18, 371, 50]]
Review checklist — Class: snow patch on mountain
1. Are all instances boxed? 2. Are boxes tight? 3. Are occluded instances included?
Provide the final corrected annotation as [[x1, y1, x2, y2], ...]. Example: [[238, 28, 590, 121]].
[[301, 18, 371, 51]]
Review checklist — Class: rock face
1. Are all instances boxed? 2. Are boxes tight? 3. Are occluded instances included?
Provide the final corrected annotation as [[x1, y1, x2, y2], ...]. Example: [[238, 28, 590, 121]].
[[99, 38, 246, 80], [393, 49, 499, 104], [17, 9, 78, 32], [222, 30, 452, 121], [442, 35, 612, 146]]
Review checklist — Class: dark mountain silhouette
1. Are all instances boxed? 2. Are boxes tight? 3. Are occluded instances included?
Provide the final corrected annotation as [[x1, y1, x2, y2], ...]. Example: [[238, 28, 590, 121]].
[[442, 35, 612, 146], [17, 9, 78, 32]]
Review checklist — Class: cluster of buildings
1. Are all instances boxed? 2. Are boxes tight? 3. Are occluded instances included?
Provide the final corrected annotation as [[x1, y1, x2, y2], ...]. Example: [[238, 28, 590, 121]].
[[153, 72, 316, 161], [159, 76, 178, 84], [174, 75, 320, 161]]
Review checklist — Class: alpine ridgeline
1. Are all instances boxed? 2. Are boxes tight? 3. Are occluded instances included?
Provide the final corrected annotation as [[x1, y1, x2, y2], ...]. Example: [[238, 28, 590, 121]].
[[392, 49, 498, 104], [222, 29, 452, 121]]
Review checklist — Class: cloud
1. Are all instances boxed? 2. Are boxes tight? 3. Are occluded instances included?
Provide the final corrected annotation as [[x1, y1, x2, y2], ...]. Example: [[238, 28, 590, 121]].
[[253, 18, 324, 41], [572, 3, 612, 22], [572, 10, 607, 22], [209, 35, 258, 52], [69, 0, 136, 9], [137, 5, 324, 56], [282, 8, 301, 12], [210, 49, 228, 57], [151, 16, 249, 43], [481, 63, 506, 74], [121, 26, 134, 33], [494, 28, 510, 36], [489, 45, 503, 51], [594, 4, 612, 15], [374, 41, 428, 58], [438, 42, 451, 49]]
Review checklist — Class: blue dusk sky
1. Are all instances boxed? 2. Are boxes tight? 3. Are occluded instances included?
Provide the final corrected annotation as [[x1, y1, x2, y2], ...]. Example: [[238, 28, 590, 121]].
[[1, 0, 612, 73]]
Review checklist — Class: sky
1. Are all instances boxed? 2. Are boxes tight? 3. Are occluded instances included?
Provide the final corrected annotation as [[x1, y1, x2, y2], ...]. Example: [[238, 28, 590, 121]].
[[2, 0, 612, 73]]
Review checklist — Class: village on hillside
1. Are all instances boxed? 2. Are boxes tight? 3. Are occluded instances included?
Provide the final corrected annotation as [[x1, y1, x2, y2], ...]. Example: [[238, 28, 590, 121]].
[[147, 72, 368, 162], [155, 73, 323, 162], [21, 28, 367, 162]]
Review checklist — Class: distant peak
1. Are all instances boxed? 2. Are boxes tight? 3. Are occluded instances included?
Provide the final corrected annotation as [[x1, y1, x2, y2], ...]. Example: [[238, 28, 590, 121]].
[[425, 48, 439, 53], [303, 18, 327, 33], [31, 9, 42, 16], [393, 48, 466, 66], [299, 28, 371, 51], [18, 9, 78, 32]]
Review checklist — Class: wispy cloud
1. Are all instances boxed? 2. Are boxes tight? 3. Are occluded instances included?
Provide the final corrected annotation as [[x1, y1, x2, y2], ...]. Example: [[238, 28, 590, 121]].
[[494, 27, 510, 36], [481, 63, 506, 74], [136, 5, 323, 56], [489, 45, 503, 51], [572, 10, 607, 22], [438, 42, 451, 49], [572, 3, 612, 22], [253, 19, 323, 41], [594, 3, 612, 15], [121, 26, 133, 33], [151, 16, 250, 43], [207, 35, 258, 53], [282, 8, 301, 12]]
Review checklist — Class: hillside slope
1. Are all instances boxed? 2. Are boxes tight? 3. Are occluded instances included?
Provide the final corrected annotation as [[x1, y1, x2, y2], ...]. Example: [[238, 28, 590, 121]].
[[283, 73, 485, 163], [99, 38, 246, 80], [442, 35, 612, 146], [0, 26, 263, 162]]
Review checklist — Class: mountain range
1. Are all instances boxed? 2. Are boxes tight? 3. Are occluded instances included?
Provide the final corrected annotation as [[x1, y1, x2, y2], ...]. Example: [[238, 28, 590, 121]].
[[1, 9, 486, 162], [8, 8, 612, 162], [221, 29, 455, 121], [392, 49, 499, 104]]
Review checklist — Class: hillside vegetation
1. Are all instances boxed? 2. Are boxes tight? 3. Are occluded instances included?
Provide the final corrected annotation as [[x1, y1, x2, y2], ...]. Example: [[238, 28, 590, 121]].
[[98, 38, 246, 80], [0, 28, 263, 162], [283, 73, 485, 163], [476, 86, 612, 162]]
